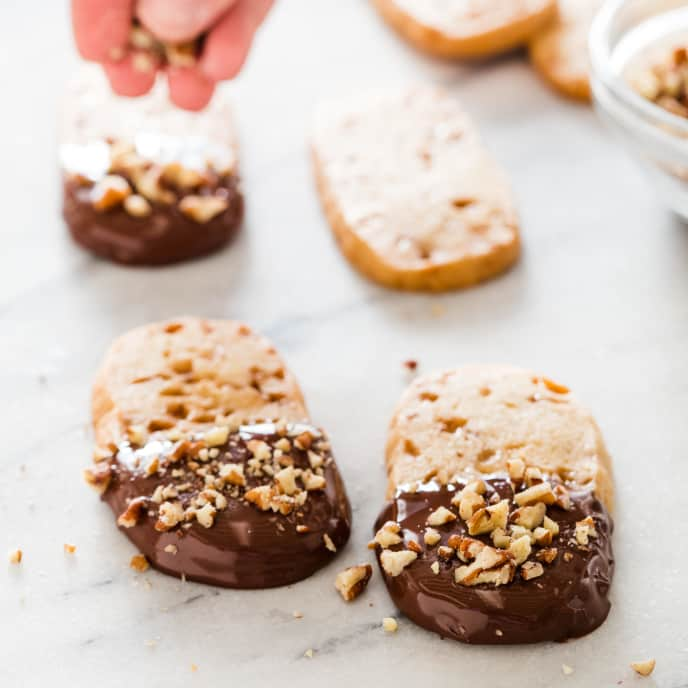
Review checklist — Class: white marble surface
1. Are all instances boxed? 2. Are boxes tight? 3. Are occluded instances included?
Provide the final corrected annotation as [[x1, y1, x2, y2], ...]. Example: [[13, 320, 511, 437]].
[[2, 2, 688, 686]]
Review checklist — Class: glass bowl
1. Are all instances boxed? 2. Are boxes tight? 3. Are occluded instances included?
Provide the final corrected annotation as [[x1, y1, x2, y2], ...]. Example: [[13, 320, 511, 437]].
[[590, 0, 688, 219]]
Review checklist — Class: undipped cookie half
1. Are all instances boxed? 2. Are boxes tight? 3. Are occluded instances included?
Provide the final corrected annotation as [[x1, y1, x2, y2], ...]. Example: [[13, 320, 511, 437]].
[[312, 87, 520, 291], [374, 365, 614, 643], [87, 318, 351, 588], [373, 0, 557, 58]]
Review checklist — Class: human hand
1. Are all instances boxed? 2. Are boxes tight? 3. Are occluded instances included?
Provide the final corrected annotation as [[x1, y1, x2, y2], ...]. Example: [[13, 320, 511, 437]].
[[71, 0, 274, 110]]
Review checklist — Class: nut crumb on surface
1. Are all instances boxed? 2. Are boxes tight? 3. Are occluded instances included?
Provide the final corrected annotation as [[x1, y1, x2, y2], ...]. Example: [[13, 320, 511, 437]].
[[304, 649, 314, 659], [130, 553, 149, 572], [562, 664, 574, 675], [335, 563, 373, 601], [630, 659, 656, 676], [403, 359, 418, 371], [293, 611, 303, 619], [63, 543, 77, 554], [382, 617, 398, 633], [190, 663, 198, 672], [8, 549, 22, 565]]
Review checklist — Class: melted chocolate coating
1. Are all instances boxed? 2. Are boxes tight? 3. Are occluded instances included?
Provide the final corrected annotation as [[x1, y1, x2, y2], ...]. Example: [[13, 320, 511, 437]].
[[374, 477, 613, 644], [63, 174, 242, 266], [103, 423, 351, 588]]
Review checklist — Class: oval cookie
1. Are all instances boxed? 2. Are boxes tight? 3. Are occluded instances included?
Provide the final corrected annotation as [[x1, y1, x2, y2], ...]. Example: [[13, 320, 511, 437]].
[[374, 365, 614, 643], [87, 318, 351, 588], [312, 87, 520, 291], [529, 0, 602, 102], [60, 68, 243, 265], [373, 0, 557, 58]]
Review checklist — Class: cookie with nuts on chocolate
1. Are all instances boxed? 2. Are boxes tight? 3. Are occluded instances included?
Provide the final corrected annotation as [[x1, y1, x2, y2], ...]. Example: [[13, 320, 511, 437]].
[[373, 365, 614, 643], [312, 86, 520, 292], [60, 68, 242, 265], [529, 0, 602, 102], [87, 318, 351, 588], [372, 0, 557, 58]]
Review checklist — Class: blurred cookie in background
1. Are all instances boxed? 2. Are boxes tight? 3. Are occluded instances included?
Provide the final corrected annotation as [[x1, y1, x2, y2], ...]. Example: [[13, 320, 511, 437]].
[[529, 0, 602, 101], [372, 0, 557, 59]]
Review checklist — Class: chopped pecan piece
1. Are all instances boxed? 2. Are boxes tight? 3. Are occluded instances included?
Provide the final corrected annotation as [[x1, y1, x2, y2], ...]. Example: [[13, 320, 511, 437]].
[[535, 547, 558, 564], [117, 497, 148, 528], [219, 462, 246, 486], [406, 539, 423, 554], [511, 502, 546, 530], [454, 546, 515, 586], [335, 564, 373, 601], [506, 457, 525, 482], [84, 462, 113, 494], [520, 561, 544, 581], [130, 553, 149, 572], [423, 528, 441, 546], [514, 482, 555, 506], [467, 499, 509, 535], [323, 534, 337, 552], [426, 505, 457, 526], [508, 534, 531, 565], [373, 521, 403, 548], [91, 174, 131, 211], [245, 485, 275, 511], [380, 549, 417, 577], [630, 659, 655, 677], [574, 516, 597, 545], [457, 490, 485, 521], [179, 195, 228, 223], [154, 501, 184, 531]]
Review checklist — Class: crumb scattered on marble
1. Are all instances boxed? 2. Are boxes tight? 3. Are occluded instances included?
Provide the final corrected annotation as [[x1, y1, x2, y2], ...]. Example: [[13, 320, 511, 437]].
[[63, 543, 76, 554], [130, 553, 149, 572], [293, 611, 303, 619], [8, 549, 22, 565], [335, 563, 373, 601], [562, 664, 574, 675], [304, 648, 314, 659], [431, 303, 446, 317], [382, 617, 398, 633], [191, 663, 198, 672], [144, 639, 157, 648], [630, 659, 655, 676], [403, 359, 418, 371]]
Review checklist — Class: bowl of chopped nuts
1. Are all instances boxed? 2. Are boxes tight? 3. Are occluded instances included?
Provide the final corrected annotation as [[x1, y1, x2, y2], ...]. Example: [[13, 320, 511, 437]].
[[590, 0, 688, 219]]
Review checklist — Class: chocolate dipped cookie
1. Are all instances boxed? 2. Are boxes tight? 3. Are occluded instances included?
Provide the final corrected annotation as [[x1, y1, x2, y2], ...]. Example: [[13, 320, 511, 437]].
[[372, 0, 557, 59], [373, 365, 614, 643], [60, 68, 243, 265], [312, 87, 520, 292], [86, 318, 351, 588]]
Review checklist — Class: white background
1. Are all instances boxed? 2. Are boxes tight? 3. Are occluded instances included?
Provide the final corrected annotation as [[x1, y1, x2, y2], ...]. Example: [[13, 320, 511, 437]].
[[1, 1, 687, 686]]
